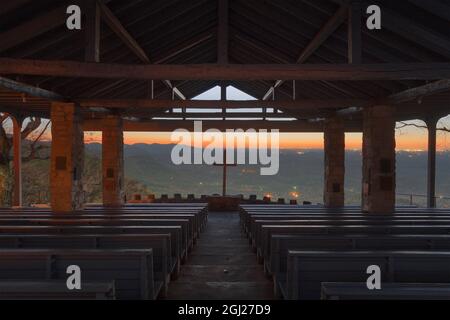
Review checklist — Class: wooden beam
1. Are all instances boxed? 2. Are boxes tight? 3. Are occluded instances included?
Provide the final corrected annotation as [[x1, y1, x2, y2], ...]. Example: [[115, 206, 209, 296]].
[[217, 0, 229, 64], [98, 1, 150, 63], [82, 119, 363, 132], [0, 76, 64, 100], [2, 58, 450, 80], [388, 80, 450, 104], [348, 1, 362, 64], [262, 5, 349, 100], [152, 112, 297, 119], [98, 2, 185, 99], [85, 0, 101, 62], [78, 98, 369, 109]]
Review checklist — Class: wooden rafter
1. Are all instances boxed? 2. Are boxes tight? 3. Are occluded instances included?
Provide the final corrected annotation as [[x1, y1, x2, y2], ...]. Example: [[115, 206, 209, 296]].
[[388, 80, 450, 104], [262, 5, 349, 100], [1, 58, 450, 80], [98, 1, 186, 100], [0, 76, 64, 101]]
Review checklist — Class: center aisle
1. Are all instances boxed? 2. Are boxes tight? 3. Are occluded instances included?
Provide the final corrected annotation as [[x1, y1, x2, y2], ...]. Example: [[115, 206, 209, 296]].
[[166, 211, 274, 300]]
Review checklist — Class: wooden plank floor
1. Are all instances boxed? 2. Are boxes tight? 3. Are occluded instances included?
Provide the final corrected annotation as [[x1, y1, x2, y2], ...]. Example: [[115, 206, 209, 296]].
[[166, 211, 274, 300]]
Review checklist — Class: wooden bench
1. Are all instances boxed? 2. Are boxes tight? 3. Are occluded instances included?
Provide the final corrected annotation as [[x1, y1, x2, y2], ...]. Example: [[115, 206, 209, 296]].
[[0, 280, 116, 300], [243, 214, 450, 236], [249, 218, 450, 248], [0, 218, 192, 254], [285, 250, 450, 300], [321, 282, 450, 300], [0, 213, 203, 241], [240, 212, 450, 234], [1, 205, 208, 232], [0, 233, 173, 296], [259, 224, 450, 264], [0, 249, 158, 300], [269, 234, 450, 297], [0, 225, 184, 266]]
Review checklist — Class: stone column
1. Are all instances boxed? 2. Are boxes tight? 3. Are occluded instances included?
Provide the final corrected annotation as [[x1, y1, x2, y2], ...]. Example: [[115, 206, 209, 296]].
[[323, 117, 345, 208], [50, 102, 84, 212], [102, 115, 125, 207], [362, 105, 396, 213], [12, 116, 22, 207], [426, 117, 437, 208]]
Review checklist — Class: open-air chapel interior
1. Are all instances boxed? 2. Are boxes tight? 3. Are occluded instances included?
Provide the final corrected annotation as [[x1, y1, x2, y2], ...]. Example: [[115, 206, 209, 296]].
[[0, 0, 450, 301]]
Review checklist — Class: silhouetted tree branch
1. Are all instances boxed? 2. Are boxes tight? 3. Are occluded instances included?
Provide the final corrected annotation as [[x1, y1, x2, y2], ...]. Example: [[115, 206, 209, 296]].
[[396, 121, 450, 133]]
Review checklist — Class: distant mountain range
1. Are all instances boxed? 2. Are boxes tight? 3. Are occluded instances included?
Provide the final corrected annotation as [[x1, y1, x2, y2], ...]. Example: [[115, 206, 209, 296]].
[[83, 143, 450, 207]]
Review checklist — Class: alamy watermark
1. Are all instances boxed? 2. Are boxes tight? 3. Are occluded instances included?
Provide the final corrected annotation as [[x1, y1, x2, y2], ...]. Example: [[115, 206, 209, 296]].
[[170, 121, 280, 176]]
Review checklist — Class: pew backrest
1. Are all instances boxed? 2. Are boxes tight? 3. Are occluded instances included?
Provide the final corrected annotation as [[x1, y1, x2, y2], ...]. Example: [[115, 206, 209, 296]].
[[321, 282, 450, 300], [0, 233, 172, 287], [0, 280, 116, 300], [0, 249, 156, 300], [286, 250, 450, 300]]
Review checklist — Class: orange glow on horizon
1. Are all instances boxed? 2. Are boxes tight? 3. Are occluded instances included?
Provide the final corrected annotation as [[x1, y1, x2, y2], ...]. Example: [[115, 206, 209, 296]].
[[81, 130, 442, 151]]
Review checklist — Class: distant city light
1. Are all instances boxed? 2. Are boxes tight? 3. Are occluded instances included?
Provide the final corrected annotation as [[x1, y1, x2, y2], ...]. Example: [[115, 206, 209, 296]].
[[289, 191, 300, 199]]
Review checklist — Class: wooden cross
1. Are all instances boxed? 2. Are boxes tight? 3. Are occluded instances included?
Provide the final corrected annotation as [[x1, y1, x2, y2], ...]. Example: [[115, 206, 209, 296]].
[[213, 148, 236, 196]]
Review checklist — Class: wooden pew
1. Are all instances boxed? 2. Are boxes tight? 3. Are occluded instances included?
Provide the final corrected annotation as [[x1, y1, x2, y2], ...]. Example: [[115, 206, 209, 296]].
[[0, 280, 116, 300], [0, 213, 203, 241], [0, 205, 208, 231], [0, 233, 172, 296], [285, 250, 450, 300], [0, 225, 183, 268], [269, 234, 450, 296], [249, 218, 450, 248], [259, 224, 450, 264], [240, 213, 450, 235], [0, 218, 192, 255], [0, 249, 157, 300], [321, 282, 450, 300], [243, 214, 450, 236]]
